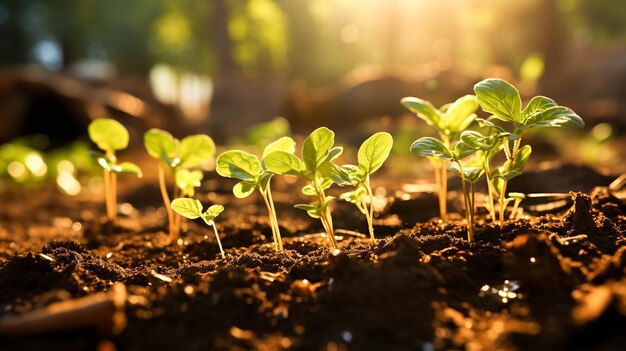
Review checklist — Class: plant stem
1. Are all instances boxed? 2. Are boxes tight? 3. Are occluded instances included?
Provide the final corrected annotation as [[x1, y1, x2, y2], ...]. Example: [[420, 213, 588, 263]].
[[314, 180, 338, 249], [499, 180, 508, 230], [457, 161, 474, 242], [103, 169, 113, 221], [110, 172, 117, 221], [364, 180, 376, 244], [157, 164, 174, 240], [440, 160, 448, 219], [262, 187, 282, 252], [211, 224, 225, 259], [484, 160, 496, 220], [510, 199, 521, 219], [433, 160, 444, 219], [265, 182, 283, 251]]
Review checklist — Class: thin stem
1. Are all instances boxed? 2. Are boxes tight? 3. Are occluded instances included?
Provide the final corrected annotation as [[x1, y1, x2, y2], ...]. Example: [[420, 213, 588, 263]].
[[262, 190, 280, 252], [110, 172, 117, 222], [433, 161, 444, 219], [314, 179, 338, 249], [364, 180, 376, 244], [510, 199, 521, 219], [499, 181, 508, 230], [266, 182, 283, 251], [158, 164, 174, 239], [212, 224, 225, 259], [457, 161, 474, 242], [103, 169, 113, 221], [440, 160, 448, 219], [484, 160, 496, 220]]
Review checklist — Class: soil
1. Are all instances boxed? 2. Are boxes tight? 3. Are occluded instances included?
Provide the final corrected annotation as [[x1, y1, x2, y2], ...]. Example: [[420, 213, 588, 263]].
[[0, 164, 625, 351]]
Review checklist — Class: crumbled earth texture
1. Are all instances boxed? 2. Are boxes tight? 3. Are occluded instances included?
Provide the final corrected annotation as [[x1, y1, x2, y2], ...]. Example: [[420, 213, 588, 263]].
[[0, 164, 625, 350]]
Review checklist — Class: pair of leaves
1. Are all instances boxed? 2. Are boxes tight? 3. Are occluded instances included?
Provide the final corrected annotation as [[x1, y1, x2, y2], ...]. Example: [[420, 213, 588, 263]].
[[96, 157, 143, 177], [215, 136, 297, 198], [490, 145, 532, 182], [170, 198, 224, 226], [410, 137, 477, 162], [144, 129, 216, 169], [294, 197, 334, 219], [401, 95, 478, 137], [448, 163, 484, 184], [474, 78, 584, 130], [88, 119, 129, 153]]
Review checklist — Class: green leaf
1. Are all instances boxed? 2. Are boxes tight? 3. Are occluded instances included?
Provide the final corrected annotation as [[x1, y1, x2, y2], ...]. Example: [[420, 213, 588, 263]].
[[401, 97, 442, 128], [302, 127, 334, 171], [325, 146, 344, 162], [453, 142, 477, 159], [144, 129, 178, 165], [171, 198, 202, 219], [474, 78, 522, 123], [521, 96, 557, 118], [443, 95, 479, 133], [410, 137, 454, 161], [262, 136, 296, 159], [520, 106, 585, 130], [201, 204, 224, 226], [216, 150, 262, 182], [114, 162, 143, 177], [317, 161, 351, 185], [88, 119, 129, 152], [358, 132, 393, 174], [301, 184, 316, 196], [510, 145, 532, 173], [233, 181, 256, 198], [448, 163, 484, 183], [264, 151, 306, 176], [460, 130, 499, 151], [294, 203, 319, 212], [175, 169, 203, 194], [179, 135, 215, 168]]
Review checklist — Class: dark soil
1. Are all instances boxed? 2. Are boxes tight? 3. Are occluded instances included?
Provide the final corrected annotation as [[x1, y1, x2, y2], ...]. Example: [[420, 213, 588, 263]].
[[0, 164, 625, 350]]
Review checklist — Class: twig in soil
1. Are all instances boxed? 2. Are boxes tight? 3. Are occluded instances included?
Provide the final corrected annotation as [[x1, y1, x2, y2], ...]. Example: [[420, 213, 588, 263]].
[[0, 283, 126, 336]]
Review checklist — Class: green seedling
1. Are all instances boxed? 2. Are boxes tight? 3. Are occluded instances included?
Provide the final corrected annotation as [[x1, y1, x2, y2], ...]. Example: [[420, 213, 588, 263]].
[[401, 95, 479, 219], [215, 136, 297, 252], [144, 129, 215, 242], [88, 119, 142, 222], [473, 78, 584, 228], [171, 198, 225, 258], [411, 137, 480, 241], [507, 192, 526, 219], [340, 132, 393, 244], [264, 127, 347, 250]]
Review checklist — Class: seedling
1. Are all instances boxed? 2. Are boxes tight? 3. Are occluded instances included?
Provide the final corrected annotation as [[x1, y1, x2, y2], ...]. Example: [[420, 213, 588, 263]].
[[411, 137, 480, 241], [215, 136, 297, 252], [171, 198, 225, 258], [401, 95, 479, 219], [264, 127, 347, 250], [473, 78, 584, 228], [144, 129, 215, 242], [507, 192, 526, 219], [340, 132, 393, 244], [88, 119, 142, 222]]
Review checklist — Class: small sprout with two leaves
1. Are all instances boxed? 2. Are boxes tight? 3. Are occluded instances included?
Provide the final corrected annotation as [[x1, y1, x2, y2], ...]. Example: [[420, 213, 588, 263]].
[[264, 127, 346, 250], [473, 78, 584, 228], [144, 129, 215, 242], [215, 136, 297, 252], [410, 137, 480, 241], [401, 95, 479, 219], [170, 198, 225, 258], [88, 118, 142, 222], [339, 132, 393, 244]]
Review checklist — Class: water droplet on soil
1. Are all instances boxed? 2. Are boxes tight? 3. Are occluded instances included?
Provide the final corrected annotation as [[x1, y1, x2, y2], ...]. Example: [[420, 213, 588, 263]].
[[341, 330, 353, 343]]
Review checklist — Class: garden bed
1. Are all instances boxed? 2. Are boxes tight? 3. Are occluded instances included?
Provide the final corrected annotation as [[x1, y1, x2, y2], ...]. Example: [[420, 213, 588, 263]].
[[0, 164, 625, 350]]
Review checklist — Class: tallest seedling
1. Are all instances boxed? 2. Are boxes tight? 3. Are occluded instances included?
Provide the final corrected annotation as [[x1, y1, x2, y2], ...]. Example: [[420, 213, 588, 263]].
[[473, 78, 585, 228], [401, 95, 479, 219]]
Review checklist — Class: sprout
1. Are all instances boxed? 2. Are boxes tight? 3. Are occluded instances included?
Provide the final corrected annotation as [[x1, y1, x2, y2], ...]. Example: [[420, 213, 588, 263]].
[[88, 119, 142, 223], [507, 192, 526, 219], [473, 78, 584, 228], [264, 127, 347, 250], [144, 129, 215, 242], [401, 95, 479, 219], [340, 132, 393, 244], [215, 136, 296, 252], [171, 198, 225, 258], [411, 137, 480, 241]]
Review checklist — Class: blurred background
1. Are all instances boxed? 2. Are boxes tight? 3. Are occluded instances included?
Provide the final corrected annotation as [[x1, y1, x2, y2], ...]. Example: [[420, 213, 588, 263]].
[[1, 0, 625, 193]]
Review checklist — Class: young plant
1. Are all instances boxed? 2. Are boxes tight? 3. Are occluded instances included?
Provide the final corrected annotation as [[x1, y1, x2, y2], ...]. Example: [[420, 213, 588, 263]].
[[144, 129, 215, 242], [171, 198, 225, 258], [340, 132, 393, 244], [401, 95, 479, 219], [410, 137, 480, 241], [215, 137, 297, 252], [507, 192, 526, 219], [264, 127, 346, 250], [88, 119, 142, 222], [473, 78, 584, 228]]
